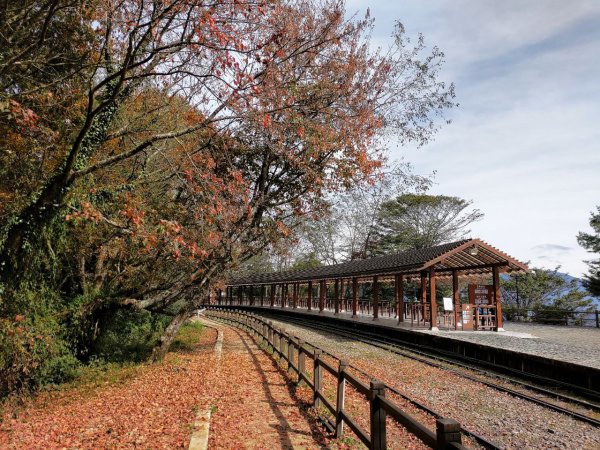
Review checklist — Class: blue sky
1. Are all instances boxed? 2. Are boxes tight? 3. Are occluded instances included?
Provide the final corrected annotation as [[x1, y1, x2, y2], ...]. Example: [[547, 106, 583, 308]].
[[347, 0, 600, 276]]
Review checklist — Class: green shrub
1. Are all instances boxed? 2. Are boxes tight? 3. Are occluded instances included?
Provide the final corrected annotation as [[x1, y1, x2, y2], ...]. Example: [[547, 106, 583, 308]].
[[0, 313, 80, 395], [92, 309, 170, 362]]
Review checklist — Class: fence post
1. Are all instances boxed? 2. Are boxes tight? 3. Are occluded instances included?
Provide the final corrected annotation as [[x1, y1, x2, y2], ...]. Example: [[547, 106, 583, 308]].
[[370, 380, 387, 450], [288, 337, 295, 375], [297, 340, 306, 386], [336, 360, 347, 438], [314, 349, 323, 409], [596, 310, 599, 328], [281, 333, 288, 366], [436, 418, 462, 449], [274, 329, 280, 354]]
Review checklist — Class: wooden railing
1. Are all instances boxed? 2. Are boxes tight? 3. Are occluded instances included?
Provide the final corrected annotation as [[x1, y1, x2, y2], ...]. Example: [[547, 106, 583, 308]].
[[207, 307, 467, 450]]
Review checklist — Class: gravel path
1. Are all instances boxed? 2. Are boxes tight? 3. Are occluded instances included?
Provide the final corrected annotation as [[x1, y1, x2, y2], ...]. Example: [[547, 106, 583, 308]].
[[269, 319, 600, 450]]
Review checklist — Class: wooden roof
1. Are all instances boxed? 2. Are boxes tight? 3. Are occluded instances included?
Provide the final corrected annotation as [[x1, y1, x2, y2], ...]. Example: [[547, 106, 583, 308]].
[[227, 239, 529, 286]]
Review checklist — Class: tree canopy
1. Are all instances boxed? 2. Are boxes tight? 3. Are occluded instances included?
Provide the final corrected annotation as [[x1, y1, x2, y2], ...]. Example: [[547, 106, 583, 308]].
[[369, 193, 483, 254], [501, 267, 594, 324], [0, 0, 455, 393]]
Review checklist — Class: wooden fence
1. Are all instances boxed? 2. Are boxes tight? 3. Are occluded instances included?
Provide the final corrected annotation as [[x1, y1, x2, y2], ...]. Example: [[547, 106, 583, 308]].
[[207, 308, 468, 450]]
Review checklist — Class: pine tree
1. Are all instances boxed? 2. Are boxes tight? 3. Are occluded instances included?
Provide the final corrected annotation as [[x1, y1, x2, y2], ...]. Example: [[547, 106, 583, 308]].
[[577, 206, 600, 296]]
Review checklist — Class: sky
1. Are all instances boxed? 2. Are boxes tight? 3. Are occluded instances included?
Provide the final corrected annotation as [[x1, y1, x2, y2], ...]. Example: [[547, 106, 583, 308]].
[[346, 0, 600, 277]]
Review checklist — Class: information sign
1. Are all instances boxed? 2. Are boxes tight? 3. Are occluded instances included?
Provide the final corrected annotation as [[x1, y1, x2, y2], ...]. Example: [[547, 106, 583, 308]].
[[468, 284, 493, 306], [443, 297, 453, 311], [461, 304, 473, 330]]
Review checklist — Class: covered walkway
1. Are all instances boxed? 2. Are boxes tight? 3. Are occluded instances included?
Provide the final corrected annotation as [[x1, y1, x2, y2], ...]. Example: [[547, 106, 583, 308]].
[[219, 239, 529, 331]]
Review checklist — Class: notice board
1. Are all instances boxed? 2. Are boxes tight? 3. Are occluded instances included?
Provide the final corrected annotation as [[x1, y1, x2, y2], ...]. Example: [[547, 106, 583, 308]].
[[468, 284, 493, 306]]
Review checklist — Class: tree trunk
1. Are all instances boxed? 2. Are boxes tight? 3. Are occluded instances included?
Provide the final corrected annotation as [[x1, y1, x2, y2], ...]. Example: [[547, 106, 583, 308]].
[[151, 310, 191, 362], [0, 173, 69, 281]]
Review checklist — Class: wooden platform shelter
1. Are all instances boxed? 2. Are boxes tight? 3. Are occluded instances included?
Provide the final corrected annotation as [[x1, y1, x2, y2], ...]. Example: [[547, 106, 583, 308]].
[[220, 239, 529, 331]]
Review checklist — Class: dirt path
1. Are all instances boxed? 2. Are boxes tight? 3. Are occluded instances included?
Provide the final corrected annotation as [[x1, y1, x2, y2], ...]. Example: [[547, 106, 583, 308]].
[[0, 320, 325, 449], [201, 319, 325, 449]]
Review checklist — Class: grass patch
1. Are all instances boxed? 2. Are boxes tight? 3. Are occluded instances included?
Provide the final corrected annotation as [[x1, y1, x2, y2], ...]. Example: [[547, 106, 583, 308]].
[[68, 361, 145, 392], [170, 321, 205, 352]]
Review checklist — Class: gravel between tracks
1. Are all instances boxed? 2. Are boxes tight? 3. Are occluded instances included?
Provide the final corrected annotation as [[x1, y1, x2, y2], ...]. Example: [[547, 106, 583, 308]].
[[269, 319, 600, 450]]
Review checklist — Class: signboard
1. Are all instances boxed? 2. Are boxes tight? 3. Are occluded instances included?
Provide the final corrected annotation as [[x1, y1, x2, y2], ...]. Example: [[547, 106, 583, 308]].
[[468, 284, 493, 306], [443, 297, 453, 311], [461, 304, 473, 330]]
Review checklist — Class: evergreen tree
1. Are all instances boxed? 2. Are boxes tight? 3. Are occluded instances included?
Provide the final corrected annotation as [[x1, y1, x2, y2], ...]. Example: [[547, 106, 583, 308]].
[[577, 206, 600, 296], [370, 194, 483, 254]]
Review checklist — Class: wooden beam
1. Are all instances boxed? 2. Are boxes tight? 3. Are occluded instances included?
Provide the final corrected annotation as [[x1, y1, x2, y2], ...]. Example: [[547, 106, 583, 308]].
[[493, 266, 504, 331], [352, 277, 358, 318], [334, 279, 340, 314], [453, 270, 459, 331], [429, 267, 438, 331], [420, 272, 427, 321], [319, 280, 326, 312], [293, 283, 298, 309], [396, 274, 404, 323], [308, 280, 313, 311], [373, 276, 379, 321], [431, 262, 509, 274], [270, 284, 275, 308]]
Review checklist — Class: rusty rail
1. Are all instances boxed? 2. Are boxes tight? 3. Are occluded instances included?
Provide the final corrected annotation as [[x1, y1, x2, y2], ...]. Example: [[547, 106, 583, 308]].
[[207, 307, 469, 450]]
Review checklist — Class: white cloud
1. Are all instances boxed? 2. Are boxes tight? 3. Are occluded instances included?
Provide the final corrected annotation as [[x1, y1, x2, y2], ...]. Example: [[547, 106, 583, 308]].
[[345, 1, 600, 276]]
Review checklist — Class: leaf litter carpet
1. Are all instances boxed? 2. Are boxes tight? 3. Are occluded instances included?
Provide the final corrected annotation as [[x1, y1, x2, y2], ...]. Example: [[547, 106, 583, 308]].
[[0, 322, 325, 449]]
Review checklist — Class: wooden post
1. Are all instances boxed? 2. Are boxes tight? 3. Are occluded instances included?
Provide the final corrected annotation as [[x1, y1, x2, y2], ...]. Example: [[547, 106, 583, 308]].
[[319, 281, 326, 312], [372, 275, 379, 321], [307, 281, 313, 311], [436, 418, 462, 449], [314, 349, 323, 408], [281, 283, 286, 308], [352, 277, 358, 318], [395, 274, 404, 323], [369, 380, 386, 450], [340, 279, 345, 312], [260, 285, 265, 307], [453, 270, 459, 331], [429, 267, 438, 331], [334, 279, 340, 314], [421, 271, 428, 321], [293, 283, 298, 309], [493, 266, 504, 331], [336, 360, 347, 438], [249, 286, 254, 306], [288, 337, 295, 375], [270, 284, 275, 308], [238, 286, 243, 305], [297, 339, 306, 386]]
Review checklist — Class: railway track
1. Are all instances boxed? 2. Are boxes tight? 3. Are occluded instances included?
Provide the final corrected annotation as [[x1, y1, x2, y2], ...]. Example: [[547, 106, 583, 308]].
[[259, 313, 600, 428]]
